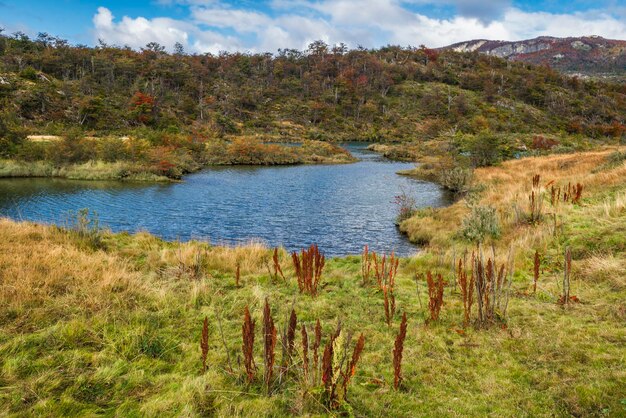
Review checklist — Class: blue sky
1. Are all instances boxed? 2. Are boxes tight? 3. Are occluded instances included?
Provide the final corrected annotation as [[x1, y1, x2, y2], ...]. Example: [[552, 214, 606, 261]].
[[2, 0, 625, 53]]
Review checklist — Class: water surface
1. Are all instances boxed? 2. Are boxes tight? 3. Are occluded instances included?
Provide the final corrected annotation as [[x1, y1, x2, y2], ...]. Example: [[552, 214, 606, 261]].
[[0, 144, 452, 256]]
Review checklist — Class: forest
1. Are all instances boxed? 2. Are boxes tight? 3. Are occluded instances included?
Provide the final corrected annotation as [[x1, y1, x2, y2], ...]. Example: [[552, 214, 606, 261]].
[[1, 31, 625, 143]]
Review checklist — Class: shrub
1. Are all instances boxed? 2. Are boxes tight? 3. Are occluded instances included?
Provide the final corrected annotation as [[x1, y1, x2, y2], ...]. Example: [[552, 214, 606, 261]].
[[394, 189, 417, 224], [467, 132, 503, 167], [98, 137, 130, 162], [438, 165, 473, 194], [530, 135, 559, 150], [19, 66, 38, 81], [0, 116, 25, 157], [594, 151, 626, 172], [48, 129, 94, 164], [460, 205, 501, 243]]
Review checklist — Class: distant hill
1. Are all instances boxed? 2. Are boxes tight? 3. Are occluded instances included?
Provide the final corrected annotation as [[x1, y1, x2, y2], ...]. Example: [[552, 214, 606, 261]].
[[443, 36, 626, 79], [0, 32, 624, 144]]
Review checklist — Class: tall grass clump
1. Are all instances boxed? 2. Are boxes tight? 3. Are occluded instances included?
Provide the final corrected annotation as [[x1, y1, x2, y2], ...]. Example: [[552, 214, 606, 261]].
[[559, 247, 577, 306], [280, 308, 297, 373], [301, 324, 309, 381], [372, 251, 399, 325], [550, 182, 584, 206], [63, 207, 104, 249], [383, 285, 396, 326], [373, 251, 400, 289]]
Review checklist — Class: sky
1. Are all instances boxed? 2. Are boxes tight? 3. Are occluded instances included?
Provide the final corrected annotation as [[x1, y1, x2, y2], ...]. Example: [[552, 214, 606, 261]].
[[1, 0, 626, 54]]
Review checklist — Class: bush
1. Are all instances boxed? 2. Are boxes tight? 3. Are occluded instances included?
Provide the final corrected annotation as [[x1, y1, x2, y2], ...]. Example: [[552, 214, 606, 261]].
[[467, 133, 503, 167], [98, 137, 130, 162], [394, 189, 418, 224], [19, 66, 38, 81], [438, 166, 473, 194], [0, 116, 25, 157], [459, 205, 501, 243], [593, 150, 626, 172], [16, 141, 47, 161], [47, 129, 94, 164]]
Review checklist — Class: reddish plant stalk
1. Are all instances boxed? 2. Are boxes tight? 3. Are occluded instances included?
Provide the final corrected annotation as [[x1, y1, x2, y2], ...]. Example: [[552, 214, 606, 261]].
[[341, 333, 365, 397], [426, 271, 445, 322], [301, 324, 309, 380], [313, 319, 322, 382], [361, 245, 372, 285], [242, 306, 256, 382], [201, 316, 209, 373], [382, 285, 396, 326], [393, 312, 408, 390], [263, 299, 277, 392], [533, 250, 540, 294], [458, 259, 474, 327], [273, 248, 285, 280], [291, 244, 325, 296]]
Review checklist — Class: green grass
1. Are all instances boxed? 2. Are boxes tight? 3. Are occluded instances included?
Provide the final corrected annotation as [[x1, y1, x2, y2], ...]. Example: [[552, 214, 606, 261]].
[[0, 160, 171, 182], [1, 150, 625, 416], [0, 214, 624, 417]]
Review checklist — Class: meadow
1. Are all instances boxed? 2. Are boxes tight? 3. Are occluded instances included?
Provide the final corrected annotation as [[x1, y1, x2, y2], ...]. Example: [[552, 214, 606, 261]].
[[0, 148, 624, 416]]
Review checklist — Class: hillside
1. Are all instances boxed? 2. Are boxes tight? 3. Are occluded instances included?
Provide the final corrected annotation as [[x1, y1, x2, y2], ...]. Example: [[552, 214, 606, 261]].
[[444, 36, 626, 79], [1, 33, 625, 147]]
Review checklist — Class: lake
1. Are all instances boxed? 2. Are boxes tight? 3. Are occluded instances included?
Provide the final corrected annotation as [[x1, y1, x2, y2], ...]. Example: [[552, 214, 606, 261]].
[[0, 143, 452, 257]]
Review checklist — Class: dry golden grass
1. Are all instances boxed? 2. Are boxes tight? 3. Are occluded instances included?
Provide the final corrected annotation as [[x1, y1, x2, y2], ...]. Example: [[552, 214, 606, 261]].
[[0, 219, 147, 316], [401, 148, 626, 252]]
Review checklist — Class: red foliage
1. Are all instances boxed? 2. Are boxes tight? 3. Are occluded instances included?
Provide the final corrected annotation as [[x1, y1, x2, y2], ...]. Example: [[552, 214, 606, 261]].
[[531, 135, 559, 150], [421, 47, 439, 62], [130, 91, 155, 124]]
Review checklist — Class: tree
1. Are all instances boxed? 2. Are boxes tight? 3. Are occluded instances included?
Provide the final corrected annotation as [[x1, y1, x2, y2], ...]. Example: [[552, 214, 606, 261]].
[[173, 42, 185, 56]]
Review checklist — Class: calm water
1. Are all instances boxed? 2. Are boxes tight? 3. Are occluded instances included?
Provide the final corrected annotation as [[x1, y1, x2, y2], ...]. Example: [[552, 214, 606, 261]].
[[0, 144, 452, 256]]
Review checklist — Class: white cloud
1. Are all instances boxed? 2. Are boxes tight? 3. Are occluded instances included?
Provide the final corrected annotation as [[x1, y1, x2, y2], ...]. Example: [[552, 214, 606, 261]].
[[92, 2, 626, 54], [93, 6, 240, 53]]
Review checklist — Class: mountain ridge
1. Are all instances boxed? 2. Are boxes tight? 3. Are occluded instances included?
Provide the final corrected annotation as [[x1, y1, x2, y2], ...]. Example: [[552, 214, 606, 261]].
[[442, 36, 626, 78]]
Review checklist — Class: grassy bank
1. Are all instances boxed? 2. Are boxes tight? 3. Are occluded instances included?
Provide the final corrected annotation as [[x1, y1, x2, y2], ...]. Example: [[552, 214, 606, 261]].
[[0, 149, 624, 416], [0, 160, 171, 182], [1, 137, 356, 182], [205, 138, 356, 165]]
